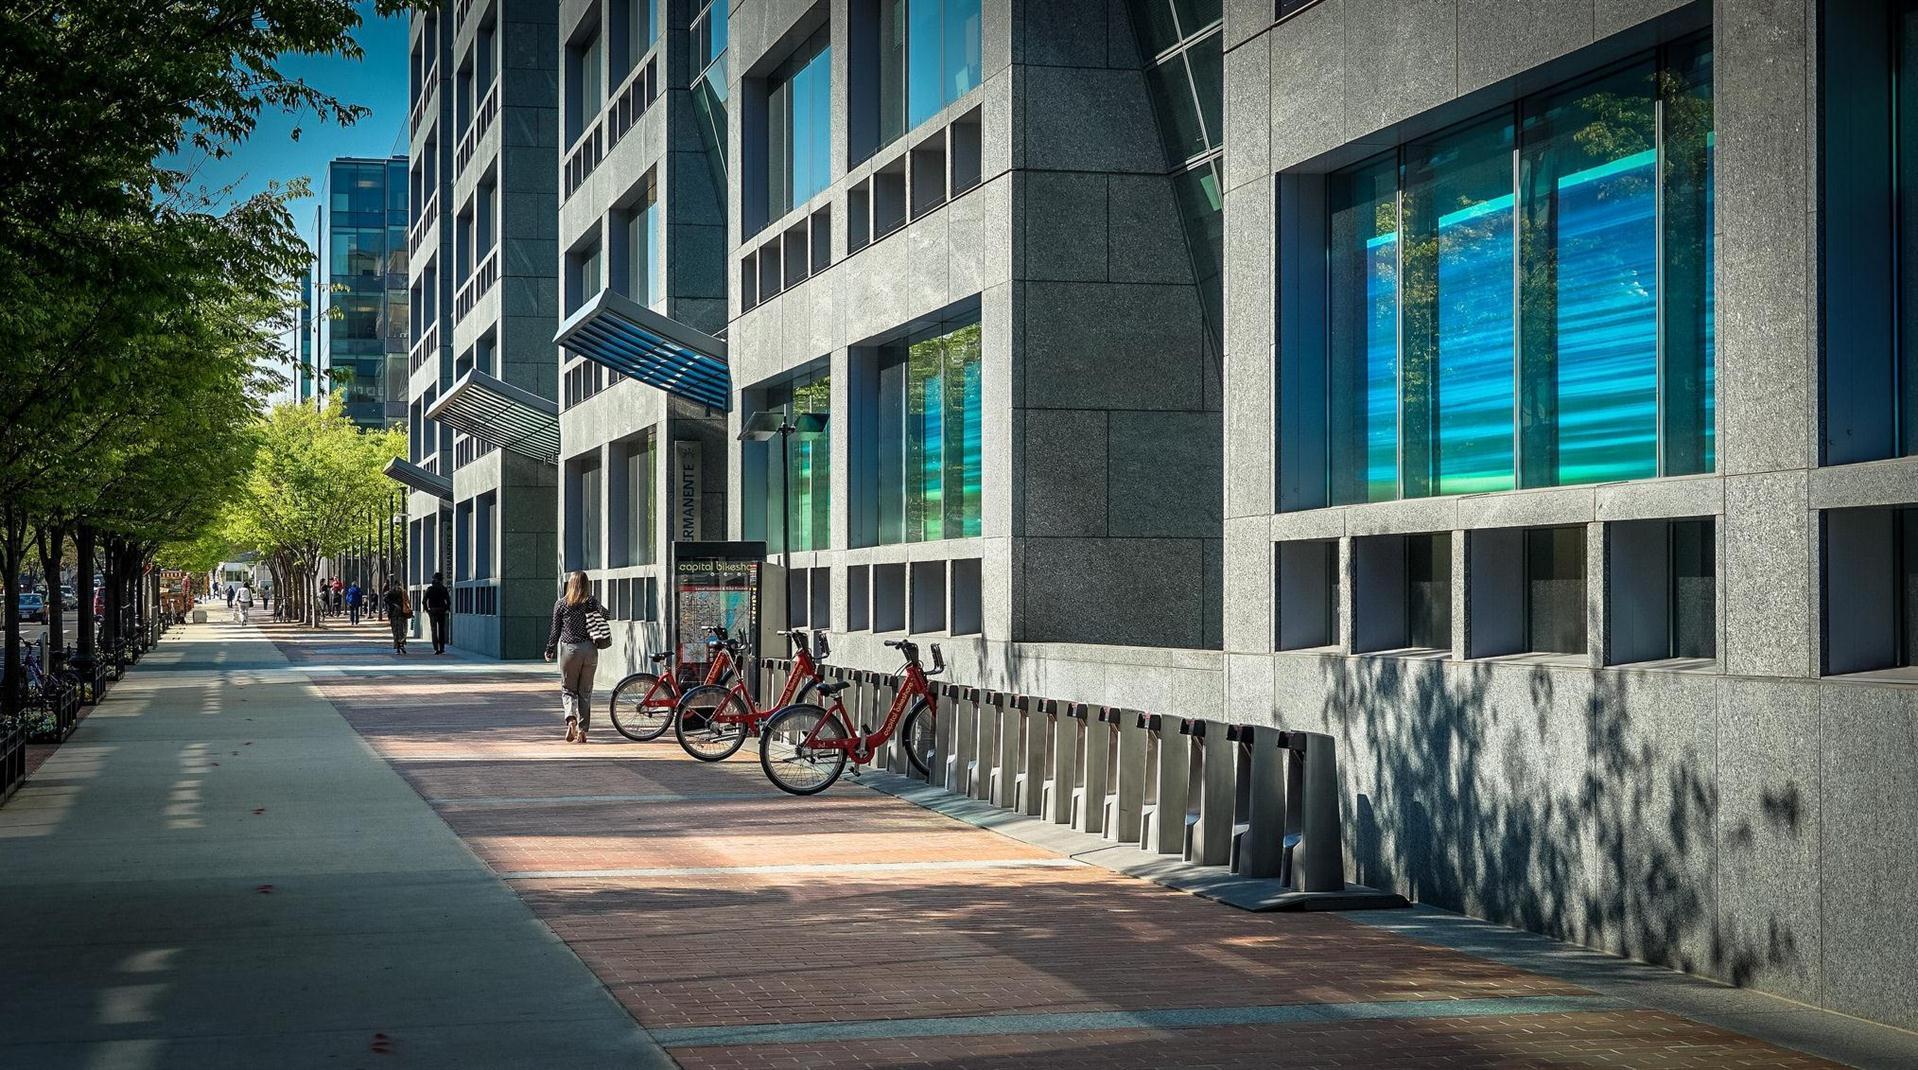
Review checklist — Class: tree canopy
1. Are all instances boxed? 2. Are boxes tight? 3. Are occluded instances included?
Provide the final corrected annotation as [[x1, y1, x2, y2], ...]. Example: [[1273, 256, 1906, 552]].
[[0, 0, 429, 713]]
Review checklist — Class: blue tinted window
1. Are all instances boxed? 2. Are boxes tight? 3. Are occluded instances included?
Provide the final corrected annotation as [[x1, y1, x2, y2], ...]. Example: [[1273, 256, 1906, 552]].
[[1328, 156, 1399, 505], [760, 374, 832, 554], [876, 0, 982, 150], [766, 30, 830, 223], [1520, 64, 1660, 486], [1405, 116, 1515, 496], [1316, 37, 1714, 504], [876, 317, 982, 544]]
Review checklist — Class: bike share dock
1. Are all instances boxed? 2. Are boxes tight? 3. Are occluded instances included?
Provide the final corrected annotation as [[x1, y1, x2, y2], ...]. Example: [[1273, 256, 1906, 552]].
[[753, 654, 1407, 913]]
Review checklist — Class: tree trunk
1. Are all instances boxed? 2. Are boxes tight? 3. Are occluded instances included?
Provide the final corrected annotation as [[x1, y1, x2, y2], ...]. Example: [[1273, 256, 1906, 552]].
[[2, 504, 26, 719], [35, 523, 65, 669], [103, 537, 120, 662], [76, 524, 95, 664]]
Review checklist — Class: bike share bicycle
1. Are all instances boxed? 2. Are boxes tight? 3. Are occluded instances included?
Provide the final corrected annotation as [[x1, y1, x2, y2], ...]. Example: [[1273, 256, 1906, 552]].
[[758, 639, 941, 795], [605, 625, 737, 742], [673, 628, 829, 761]]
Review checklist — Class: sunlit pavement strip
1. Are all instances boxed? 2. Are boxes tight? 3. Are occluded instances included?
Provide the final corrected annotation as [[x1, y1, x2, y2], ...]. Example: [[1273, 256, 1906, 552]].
[[647, 994, 1634, 1048], [499, 857, 1085, 879], [430, 792, 775, 807]]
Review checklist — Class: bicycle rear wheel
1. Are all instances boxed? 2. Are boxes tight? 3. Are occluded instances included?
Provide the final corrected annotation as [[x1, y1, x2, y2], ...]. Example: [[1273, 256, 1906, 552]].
[[609, 673, 676, 742], [760, 704, 849, 795], [674, 684, 749, 761], [900, 699, 935, 777]]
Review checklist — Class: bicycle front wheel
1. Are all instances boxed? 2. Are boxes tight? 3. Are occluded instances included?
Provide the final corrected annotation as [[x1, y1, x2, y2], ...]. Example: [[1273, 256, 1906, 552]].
[[609, 673, 675, 742], [900, 699, 935, 777], [674, 684, 749, 761], [760, 704, 849, 795]]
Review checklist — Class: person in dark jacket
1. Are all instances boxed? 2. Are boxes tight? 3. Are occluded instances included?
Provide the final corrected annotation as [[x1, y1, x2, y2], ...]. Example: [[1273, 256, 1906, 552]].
[[543, 570, 603, 743], [344, 580, 362, 625], [382, 580, 410, 654], [423, 572, 452, 654]]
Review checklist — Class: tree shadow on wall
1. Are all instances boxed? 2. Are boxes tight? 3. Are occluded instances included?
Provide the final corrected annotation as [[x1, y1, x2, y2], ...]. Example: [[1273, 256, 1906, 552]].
[[1322, 656, 1798, 988]]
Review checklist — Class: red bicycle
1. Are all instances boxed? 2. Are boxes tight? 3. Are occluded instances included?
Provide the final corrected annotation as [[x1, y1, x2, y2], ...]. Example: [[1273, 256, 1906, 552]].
[[758, 639, 942, 795], [607, 625, 738, 742], [674, 629, 829, 761]]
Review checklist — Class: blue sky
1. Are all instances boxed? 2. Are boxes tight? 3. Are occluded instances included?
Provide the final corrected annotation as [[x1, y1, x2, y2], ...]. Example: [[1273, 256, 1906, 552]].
[[161, 2, 410, 397]]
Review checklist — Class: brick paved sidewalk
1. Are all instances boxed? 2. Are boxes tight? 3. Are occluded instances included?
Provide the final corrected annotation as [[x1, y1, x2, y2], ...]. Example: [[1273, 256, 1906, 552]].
[[272, 623, 1867, 1069]]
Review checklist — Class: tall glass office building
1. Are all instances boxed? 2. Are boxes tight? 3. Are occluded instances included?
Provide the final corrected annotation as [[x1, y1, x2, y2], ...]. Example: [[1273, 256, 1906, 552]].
[[314, 156, 410, 428]]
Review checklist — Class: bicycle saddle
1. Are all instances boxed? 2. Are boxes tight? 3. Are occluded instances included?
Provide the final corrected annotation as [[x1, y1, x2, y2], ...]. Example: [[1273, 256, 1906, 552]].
[[649, 652, 671, 663], [814, 680, 852, 696]]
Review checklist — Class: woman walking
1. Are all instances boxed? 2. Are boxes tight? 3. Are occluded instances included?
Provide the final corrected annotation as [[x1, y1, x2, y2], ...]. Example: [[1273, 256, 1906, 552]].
[[543, 570, 606, 743], [382, 579, 411, 654]]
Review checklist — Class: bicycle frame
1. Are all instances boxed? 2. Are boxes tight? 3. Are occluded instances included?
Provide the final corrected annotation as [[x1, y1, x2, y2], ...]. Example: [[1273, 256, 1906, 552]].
[[626, 640, 737, 708], [706, 640, 823, 731], [803, 660, 934, 766]]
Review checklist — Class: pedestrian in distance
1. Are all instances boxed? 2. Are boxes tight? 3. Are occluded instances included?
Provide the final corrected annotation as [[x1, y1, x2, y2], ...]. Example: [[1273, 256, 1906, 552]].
[[331, 577, 345, 618], [344, 580, 362, 626], [226, 583, 238, 622], [382, 579, 411, 654], [423, 572, 451, 655], [543, 570, 609, 744], [237, 582, 254, 625]]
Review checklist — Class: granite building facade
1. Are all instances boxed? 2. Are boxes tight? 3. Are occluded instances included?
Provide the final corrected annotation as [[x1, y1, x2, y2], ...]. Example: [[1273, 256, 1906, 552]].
[[408, 0, 1918, 1033], [402, 0, 562, 658]]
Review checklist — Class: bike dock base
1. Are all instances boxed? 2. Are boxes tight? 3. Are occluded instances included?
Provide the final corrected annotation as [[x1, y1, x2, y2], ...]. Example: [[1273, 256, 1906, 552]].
[[862, 769, 1409, 914]]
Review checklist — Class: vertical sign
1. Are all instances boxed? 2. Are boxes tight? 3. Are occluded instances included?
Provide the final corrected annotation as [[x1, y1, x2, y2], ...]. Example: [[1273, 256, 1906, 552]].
[[672, 441, 702, 542]]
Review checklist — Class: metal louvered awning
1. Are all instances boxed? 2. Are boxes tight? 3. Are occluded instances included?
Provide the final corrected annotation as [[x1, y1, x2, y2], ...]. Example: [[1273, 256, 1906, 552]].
[[382, 457, 453, 502], [553, 288, 731, 411], [425, 369, 561, 465]]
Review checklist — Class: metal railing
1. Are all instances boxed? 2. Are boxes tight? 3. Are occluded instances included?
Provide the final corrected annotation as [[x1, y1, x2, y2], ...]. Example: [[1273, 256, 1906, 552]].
[[455, 81, 500, 175], [409, 63, 439, 135], [409, 321, 440, 374], [409, 189, 440, 256], [454, 247, 498, 322]]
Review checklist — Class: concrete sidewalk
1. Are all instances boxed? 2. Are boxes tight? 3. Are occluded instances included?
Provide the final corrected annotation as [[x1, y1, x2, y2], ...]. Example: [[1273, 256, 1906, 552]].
[[0, 620, 670, 1069]]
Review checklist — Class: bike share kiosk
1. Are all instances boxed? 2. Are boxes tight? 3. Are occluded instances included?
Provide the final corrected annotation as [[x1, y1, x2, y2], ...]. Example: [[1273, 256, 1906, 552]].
[[669, 541, 778, 696]]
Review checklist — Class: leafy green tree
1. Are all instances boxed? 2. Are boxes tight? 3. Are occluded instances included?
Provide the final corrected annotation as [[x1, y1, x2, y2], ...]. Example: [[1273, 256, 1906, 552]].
[[0, 0, 431, 714], [226, 398, 405, 626]]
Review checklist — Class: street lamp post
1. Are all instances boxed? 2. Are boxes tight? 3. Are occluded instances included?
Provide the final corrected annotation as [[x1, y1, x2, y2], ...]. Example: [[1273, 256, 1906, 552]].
[[736, 409, 829, 578]]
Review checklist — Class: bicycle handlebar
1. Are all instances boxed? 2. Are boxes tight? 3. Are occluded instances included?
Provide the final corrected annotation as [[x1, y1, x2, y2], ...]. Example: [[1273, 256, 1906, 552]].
[[778, 628, 811, 655], [882, 639, 945, 676]]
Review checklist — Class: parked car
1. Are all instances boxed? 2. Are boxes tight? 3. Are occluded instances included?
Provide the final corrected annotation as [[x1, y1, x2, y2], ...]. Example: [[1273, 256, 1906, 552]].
[[18, 592, 45, 623], [60, 585, 77, 610]]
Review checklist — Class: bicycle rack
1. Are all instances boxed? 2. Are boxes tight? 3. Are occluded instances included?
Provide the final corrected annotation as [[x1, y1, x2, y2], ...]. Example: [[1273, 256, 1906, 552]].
[[1140, 715, 1191, 856], [1097, 713, 1120, 839], [758, 658, 780, 708], [1233, 724, 1290, 879], [1274, 730, 1346, 892], [939, 682, 966, 793], [995, 693, 1027, 809], [861, 670, 888, 769], [1014, 697, 1049, 816], [935, 683, 969, 792], [972, 690, 1002, 802], [1103, 709, 1149, 844], [1181, 719, 1237, 867], [1071, 706, 1118, 835]]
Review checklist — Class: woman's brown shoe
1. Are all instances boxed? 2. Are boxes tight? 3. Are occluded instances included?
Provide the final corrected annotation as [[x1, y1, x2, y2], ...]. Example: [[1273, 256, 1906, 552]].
[[574, 727, 588, 744], [564, 718, 580, 743]]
